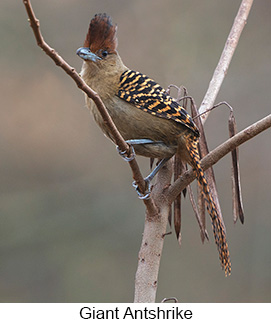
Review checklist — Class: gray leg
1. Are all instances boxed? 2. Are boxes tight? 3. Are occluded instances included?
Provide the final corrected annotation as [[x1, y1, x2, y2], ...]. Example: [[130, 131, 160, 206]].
[[116, 139, 164, 161], [126, 139, 164, 145], [133, 157, 171, 200], [145, 157, 170, 182], [116, 139, 169, 200], [125, 140, 170, 181]]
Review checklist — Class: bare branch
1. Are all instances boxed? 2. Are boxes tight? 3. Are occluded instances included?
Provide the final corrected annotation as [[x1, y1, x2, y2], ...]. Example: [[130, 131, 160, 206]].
[[134, 159, 173, 303], [167, 114, 271, 203], [22, 0, 158, 217], [199, 0, 254, 123]]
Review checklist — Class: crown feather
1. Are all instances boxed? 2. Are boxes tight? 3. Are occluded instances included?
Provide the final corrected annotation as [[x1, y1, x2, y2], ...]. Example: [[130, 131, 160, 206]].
[[84, 13, 118, 53]]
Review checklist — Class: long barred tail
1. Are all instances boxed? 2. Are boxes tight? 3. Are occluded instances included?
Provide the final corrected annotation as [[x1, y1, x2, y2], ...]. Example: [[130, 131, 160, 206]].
[[184, 133, 231, 276]]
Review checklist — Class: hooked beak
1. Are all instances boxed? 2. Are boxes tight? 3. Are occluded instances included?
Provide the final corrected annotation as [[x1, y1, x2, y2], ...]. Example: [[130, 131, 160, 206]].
[[76, 47, 101, 62]]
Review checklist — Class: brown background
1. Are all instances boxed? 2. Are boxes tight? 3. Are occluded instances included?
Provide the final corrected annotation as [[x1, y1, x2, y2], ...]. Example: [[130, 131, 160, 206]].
[[0, 0, 270, 302]]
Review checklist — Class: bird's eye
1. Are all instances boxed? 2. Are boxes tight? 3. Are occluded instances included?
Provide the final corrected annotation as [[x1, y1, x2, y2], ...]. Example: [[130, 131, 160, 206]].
[[101, 50, 108, 58]]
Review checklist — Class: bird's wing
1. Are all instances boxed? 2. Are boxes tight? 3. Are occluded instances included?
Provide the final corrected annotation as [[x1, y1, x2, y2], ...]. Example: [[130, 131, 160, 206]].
[[116, 69, 199, 137]]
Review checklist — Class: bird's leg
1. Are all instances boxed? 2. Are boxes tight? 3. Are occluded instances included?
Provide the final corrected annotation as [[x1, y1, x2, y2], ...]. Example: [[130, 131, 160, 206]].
[[145, 157, 171, 183], [116, 139, 163, 161], [132, 157, 170, 200], [116, 139, 169, 200], [130, 157, 170, 200]]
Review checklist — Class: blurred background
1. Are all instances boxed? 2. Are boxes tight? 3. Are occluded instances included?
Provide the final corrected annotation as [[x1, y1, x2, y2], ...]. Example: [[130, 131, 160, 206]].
[[0, 0, 270, 302]]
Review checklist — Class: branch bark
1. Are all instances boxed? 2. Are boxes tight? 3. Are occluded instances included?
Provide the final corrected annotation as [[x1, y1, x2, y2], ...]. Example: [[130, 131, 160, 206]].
[[134, 160, 173, 303]]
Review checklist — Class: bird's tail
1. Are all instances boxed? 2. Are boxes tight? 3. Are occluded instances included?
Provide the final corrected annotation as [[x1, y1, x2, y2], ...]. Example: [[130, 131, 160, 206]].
[[184, 133, 231, 276]]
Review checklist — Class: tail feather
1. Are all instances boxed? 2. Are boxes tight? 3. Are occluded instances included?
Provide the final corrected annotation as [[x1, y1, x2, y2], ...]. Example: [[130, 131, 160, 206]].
[[184, 133, 231, 276]]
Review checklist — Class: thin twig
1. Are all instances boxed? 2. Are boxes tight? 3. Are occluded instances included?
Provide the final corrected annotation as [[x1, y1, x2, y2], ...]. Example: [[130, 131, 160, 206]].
[[22, 0, 158, 217], [199, 0, 254, 123]]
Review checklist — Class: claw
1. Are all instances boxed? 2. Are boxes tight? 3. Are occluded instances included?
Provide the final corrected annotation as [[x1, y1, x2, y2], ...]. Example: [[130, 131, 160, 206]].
[[116, 144, 135, 162], [132, 179, 152, 200]]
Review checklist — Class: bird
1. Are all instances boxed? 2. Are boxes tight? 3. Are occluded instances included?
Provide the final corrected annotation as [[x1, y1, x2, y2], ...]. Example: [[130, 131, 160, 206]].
[[76, 13, 231, 275]]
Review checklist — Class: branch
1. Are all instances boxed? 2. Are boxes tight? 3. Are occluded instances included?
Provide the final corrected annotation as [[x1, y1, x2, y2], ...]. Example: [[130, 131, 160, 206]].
[[134, 160, 173, 303], [167, 114, 271, 203], [199, 0, 254, 123], [22, 0, 158, 217]]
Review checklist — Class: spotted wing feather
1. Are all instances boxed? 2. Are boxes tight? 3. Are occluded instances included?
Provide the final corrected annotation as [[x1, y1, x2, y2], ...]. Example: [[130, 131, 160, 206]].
[[117, 70, 199, 137]]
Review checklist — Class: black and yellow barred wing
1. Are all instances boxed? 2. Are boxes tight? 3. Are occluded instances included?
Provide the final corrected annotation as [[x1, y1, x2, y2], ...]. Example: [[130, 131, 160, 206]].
[[117, 70, 199, 137]]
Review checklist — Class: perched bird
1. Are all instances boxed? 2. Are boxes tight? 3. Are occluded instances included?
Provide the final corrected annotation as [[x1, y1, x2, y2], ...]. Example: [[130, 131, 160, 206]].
[[77, 13, 231, 275]]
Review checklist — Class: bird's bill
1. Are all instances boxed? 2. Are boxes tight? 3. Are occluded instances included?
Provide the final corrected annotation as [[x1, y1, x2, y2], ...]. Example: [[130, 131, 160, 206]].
[[76, 47, 101, 62]]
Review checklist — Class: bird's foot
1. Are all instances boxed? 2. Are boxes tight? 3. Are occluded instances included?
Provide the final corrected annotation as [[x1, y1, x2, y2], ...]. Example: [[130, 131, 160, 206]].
[[132, 178, 152, 200], [116, 144, 135, 162]]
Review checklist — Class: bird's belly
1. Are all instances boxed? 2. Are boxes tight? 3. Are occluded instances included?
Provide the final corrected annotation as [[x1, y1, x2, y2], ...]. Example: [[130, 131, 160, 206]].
[[133, 142, 177, 159], [87, 96, 185, 159]]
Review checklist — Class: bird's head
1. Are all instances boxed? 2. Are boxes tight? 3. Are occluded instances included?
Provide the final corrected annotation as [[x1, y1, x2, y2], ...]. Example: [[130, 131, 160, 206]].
[[77, 13, 118, 66]]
